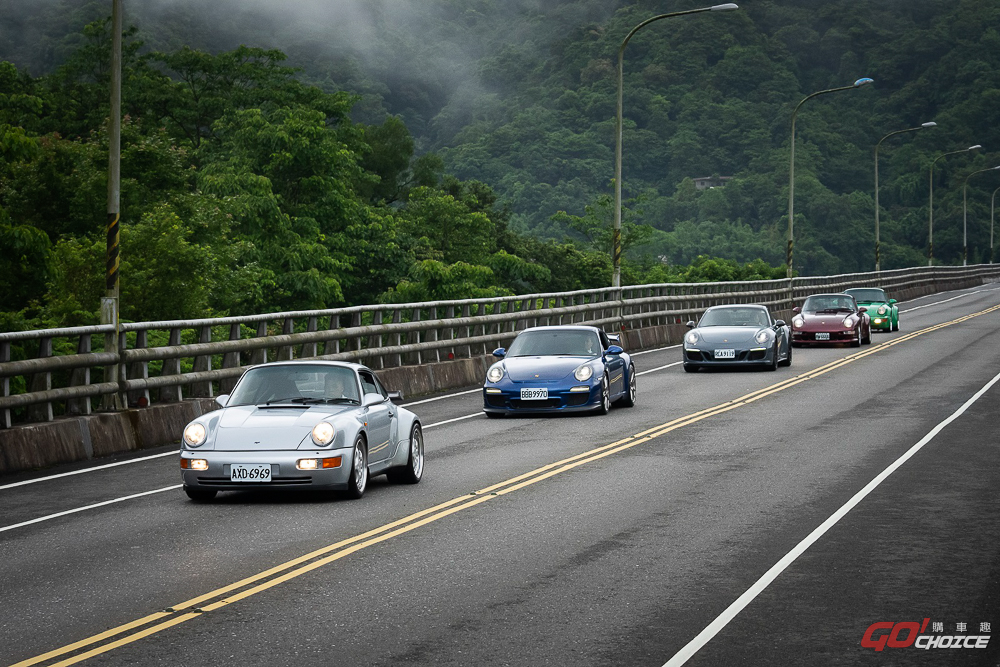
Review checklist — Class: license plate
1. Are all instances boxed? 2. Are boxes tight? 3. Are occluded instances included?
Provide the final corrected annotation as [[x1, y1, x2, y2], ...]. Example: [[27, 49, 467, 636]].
[[714, 349, 735, 359], [520, 388, 548, 400], [815, 332, 831, 341], [231, 464, 272, 482]]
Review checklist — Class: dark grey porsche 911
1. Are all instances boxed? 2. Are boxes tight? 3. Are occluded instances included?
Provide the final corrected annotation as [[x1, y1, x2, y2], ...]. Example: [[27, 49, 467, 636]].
[[682, 304, 792, 372]]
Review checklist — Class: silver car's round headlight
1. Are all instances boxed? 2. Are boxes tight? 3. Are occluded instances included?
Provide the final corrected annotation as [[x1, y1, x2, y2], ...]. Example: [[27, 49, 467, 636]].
[[487, 365, 505, 383], [183, 422, 207, 447], [843, 316, 857, 329], [792, 317, 804, 328], [574, 364, 594, 382], [311, 422, 335, 446], [754, 330, 772, 345], [685, 331, 699, 345]]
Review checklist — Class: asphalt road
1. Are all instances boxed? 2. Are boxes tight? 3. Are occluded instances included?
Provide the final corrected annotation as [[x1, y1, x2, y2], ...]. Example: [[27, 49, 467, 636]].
[[2, 284, 999, 667]]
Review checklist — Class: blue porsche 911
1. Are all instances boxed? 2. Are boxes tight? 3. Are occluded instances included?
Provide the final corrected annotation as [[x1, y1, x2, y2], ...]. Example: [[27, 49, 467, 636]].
[[482, 325, 636, 417]]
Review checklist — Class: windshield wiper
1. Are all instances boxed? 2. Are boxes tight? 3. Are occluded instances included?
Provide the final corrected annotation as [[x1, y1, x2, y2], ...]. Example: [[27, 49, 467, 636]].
[[264, 397, 305, 405]]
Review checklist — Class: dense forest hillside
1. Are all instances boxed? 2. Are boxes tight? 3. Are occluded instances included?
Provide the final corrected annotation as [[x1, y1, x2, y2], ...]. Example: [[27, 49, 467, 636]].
[[2, 0, 999, 330]]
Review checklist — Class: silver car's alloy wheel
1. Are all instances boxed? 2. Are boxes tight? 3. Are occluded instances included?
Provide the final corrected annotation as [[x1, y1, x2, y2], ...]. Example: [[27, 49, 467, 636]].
[[345, 436, 368, 499], [388, 424, 425, 484]]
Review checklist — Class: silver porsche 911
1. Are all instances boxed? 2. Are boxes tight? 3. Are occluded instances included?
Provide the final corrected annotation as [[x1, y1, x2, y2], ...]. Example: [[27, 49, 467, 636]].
[[179, 360, 424, 502]]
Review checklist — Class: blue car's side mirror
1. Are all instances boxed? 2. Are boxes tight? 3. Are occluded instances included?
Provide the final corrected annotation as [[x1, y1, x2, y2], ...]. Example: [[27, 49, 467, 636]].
[[606, 345, 624, 355], [492, 348, 506, 358]]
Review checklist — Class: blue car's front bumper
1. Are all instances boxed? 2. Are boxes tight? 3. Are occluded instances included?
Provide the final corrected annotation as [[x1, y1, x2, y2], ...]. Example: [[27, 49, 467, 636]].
[[483, 382, 602, 414]]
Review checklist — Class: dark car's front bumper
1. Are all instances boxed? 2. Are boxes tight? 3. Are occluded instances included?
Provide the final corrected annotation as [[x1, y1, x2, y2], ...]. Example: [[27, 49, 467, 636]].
[[482, 383, 602, 414], [791, 329, 858, 344], [683, 346, 773, 367]]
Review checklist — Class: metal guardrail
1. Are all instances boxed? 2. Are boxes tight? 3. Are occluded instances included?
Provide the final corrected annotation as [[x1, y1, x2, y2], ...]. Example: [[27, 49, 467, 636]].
[[2, 265, 999, 427]]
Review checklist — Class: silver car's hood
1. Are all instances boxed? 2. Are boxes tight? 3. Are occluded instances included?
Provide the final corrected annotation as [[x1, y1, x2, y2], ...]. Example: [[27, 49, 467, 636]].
[[213, 405, 354, 451], [694, 326, 761, 345], [502, 356, 593, 382]]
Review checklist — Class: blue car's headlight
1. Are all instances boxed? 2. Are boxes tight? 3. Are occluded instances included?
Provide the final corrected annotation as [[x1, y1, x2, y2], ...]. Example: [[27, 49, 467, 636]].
[[574, 364, 594, 382], [487, 365, 505, 383]]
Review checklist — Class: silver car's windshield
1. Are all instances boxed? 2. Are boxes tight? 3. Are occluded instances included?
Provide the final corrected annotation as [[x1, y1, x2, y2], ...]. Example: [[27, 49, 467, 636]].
[[228, 365, 361, 406], [845, 288, 887, 302], [507, 330, 601, 357], [802, 296, 856, 313], [699, 308, 770, 328]]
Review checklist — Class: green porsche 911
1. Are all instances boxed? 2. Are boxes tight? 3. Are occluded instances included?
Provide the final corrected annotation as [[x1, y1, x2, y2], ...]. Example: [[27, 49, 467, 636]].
[[844, 287, 899, 332]]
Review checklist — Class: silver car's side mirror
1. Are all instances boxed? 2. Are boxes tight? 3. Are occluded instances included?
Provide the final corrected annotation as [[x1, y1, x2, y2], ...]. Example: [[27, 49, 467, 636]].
[[362, 393, 384, 407], [215, 394, 230, 408]]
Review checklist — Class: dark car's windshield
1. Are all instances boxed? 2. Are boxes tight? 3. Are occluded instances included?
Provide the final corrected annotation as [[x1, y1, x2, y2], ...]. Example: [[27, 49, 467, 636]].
[[506, 330, 601, 357], [802, 295, 857, 313], [229, 365, 361, 406], [699, 308, 770, 328], [844, 288, 887, 303]]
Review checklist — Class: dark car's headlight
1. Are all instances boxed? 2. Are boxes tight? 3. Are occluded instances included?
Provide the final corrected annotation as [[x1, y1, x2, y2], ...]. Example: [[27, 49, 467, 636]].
[[754, 330, 773, 345], [685, 331, 699, 345], [574, 364, 594, 382], [183, 422, 207, 447], [792, 317, 804, 329], [487, 365, 505, 383], [843, 316, 858, 329], [311, 422, 335, 446]]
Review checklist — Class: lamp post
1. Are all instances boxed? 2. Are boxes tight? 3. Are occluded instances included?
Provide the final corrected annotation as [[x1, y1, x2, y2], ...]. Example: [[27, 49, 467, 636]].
[[874, 122, 936, 273], [787, 77, 873, 279], [103, 0, 124, 410], [991, 185, 1000, 264], [928, 145, 981, 265], [962, 165, 1000, 266], [612, 2, 739, 288]]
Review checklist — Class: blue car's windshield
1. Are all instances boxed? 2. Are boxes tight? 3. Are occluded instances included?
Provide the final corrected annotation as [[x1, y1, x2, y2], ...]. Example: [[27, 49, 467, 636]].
[[507, 330, 601, 357], [699, 308, 770, 328], [229, 365, 361, 406], [844, 288, 887, 303]]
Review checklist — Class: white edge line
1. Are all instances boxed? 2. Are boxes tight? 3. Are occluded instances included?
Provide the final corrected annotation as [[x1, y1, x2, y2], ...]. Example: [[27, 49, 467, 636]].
[[0, 451, 179, 491], [0, 485, 183, 533], [662, 368, 1000, 667], [424, 413, 482, 429], [404, 388, 482, 406], [638, 362, 682, 376]]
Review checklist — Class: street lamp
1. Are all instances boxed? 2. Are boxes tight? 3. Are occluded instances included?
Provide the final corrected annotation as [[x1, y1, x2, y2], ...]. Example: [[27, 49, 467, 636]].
[[787, 77, 874, 279], [928, 144, 981, 265], [612, 2, 739, 288], [991, 185, 1000, 264], [962, 165, 1000, 266], [874, 122, 936, 273]]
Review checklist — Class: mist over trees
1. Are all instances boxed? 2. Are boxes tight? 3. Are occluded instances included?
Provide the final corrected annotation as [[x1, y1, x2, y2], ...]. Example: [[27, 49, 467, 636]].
[[2, 0, 999, 330]]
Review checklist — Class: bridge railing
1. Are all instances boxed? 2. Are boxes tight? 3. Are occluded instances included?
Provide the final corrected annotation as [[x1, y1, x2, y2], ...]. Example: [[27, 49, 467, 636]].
[[2, 264, 998, 427]]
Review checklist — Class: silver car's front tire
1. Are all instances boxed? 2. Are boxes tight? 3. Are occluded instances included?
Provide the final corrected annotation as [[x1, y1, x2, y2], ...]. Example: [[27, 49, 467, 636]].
[[345, 436, 368, 500], [388, 424, 424, 484]]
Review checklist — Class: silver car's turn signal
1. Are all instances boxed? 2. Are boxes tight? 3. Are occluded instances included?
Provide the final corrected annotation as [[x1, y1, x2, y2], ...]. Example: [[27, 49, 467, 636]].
[[183, 423, 207, 447]]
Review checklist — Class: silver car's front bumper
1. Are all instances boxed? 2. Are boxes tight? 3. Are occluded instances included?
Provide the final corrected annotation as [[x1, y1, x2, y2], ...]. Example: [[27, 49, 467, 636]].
[[180, 448, 354, 491]]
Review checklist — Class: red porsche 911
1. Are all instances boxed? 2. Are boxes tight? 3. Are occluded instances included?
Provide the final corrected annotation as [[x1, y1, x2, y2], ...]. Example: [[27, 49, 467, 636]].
[[790, 293, 872, 347]]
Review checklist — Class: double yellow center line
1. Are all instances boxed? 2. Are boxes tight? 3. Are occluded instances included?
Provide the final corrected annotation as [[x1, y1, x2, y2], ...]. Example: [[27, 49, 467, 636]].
[[16, 303, 1000, 667]]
